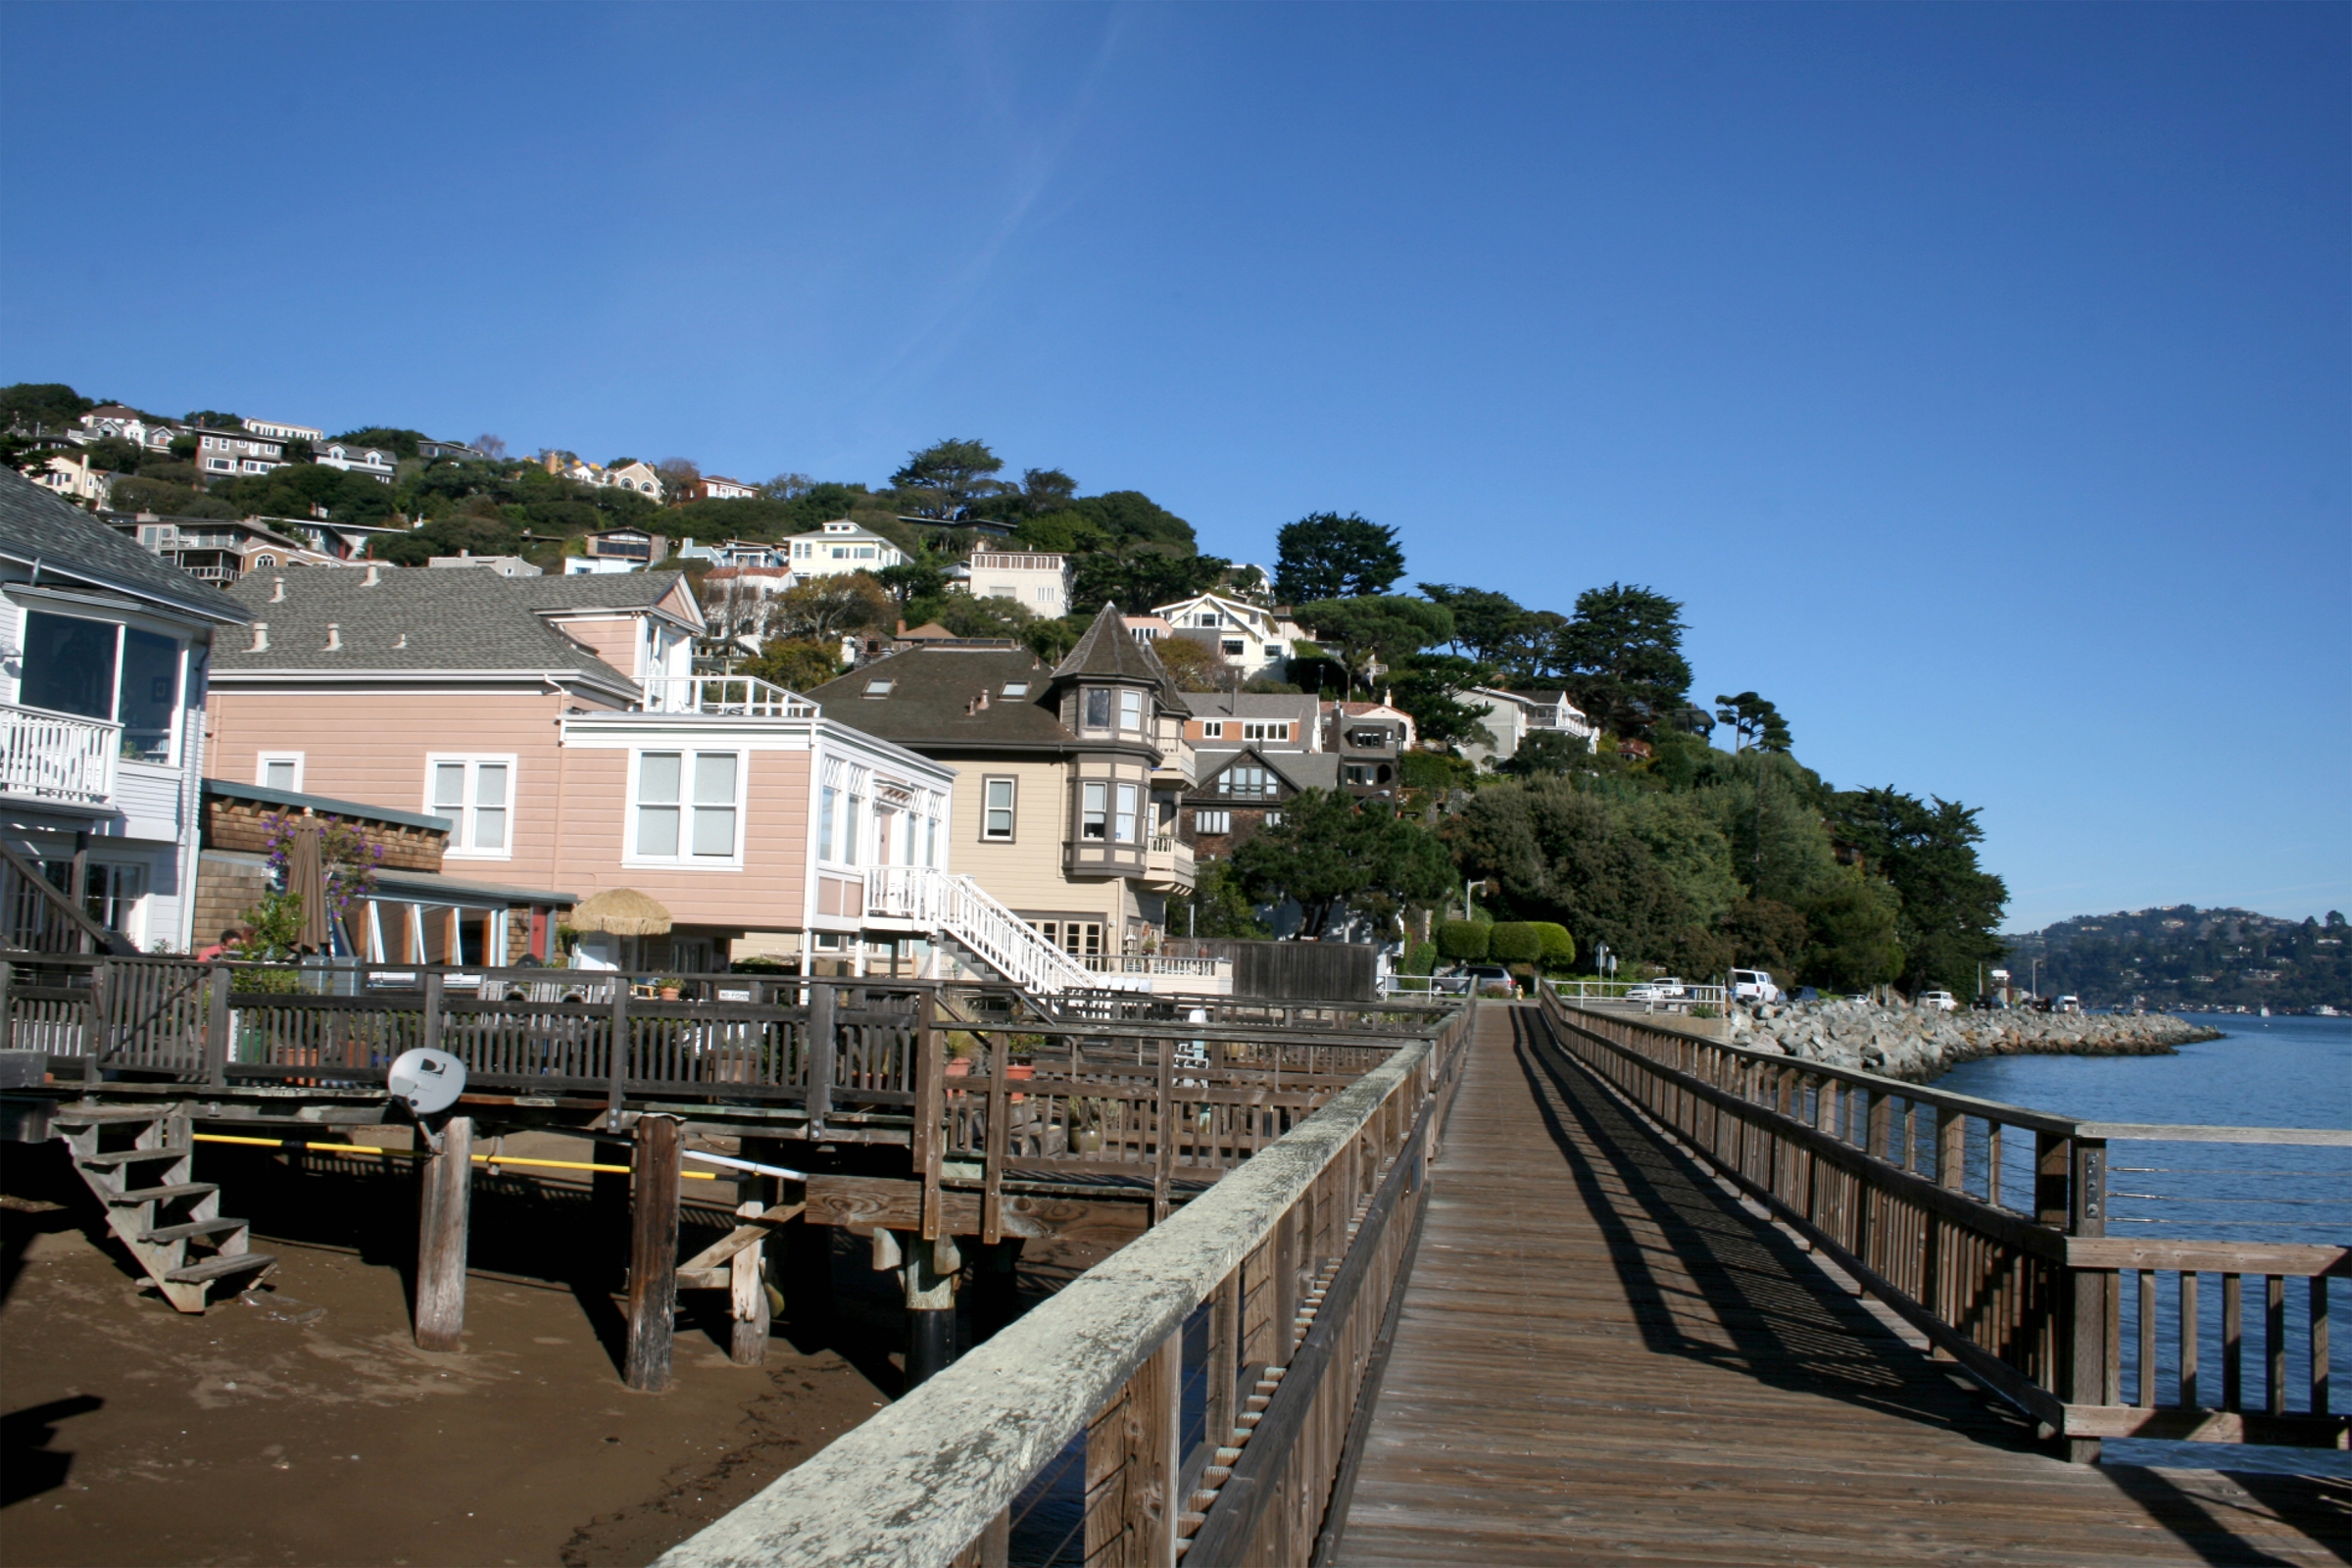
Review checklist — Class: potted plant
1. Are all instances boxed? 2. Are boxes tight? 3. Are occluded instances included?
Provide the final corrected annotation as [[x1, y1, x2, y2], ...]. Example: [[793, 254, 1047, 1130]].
[[657, 977, 684, 1001]]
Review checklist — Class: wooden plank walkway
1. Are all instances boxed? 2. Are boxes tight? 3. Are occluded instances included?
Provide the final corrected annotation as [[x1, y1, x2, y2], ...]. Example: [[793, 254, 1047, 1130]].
[[1334, 1004, 2347, 1565]]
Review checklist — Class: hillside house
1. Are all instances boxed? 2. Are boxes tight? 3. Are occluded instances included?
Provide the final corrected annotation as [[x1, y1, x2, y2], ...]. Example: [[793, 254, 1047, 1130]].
[[315, 441, 396, 483], [1178, 691, 1337, 857], [108, 514, 343, 585], [203, 565, 955, 977], [784, 520, 906, 578], [72, 407, 177, 452], [242, 418, 325, 444], [194, 428, 289, 479], [808, 606, 1197, 967], [1150, 591, 1309, 682], [1456, 686, 1595, 768], [0, 471, 252, 952], [694, 475, 758, 502], [1321, 700, 1415, 800], [956, 550, 1068, 615], [37, 451, 114, 507]]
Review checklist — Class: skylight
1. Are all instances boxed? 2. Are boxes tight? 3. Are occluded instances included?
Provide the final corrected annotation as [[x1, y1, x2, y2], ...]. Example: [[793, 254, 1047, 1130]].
[[864, 679, 894, 696], [1002, 682, 1029, 697]]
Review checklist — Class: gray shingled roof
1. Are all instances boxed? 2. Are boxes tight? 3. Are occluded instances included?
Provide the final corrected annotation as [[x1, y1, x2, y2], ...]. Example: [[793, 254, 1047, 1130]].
[[1053, 603, 1176, 692], [0, 469, 250, 624], [1181, 690, 1321, 722], [1195, 747, 1341, 794], [808, 646, 1074, 748], [214, 566, 639, 697], [516, 571, 693, 612]]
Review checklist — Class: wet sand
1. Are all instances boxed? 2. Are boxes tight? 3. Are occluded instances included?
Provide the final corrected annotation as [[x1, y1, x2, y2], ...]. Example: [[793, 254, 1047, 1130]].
[[0, 1137, 904, 1567]]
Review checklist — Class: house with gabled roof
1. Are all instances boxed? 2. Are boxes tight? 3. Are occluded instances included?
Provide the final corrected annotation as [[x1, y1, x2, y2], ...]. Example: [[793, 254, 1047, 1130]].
[[203, 564, 954, 978], [808, 604, 1197, 972], [1150, 590, 1310, 682]]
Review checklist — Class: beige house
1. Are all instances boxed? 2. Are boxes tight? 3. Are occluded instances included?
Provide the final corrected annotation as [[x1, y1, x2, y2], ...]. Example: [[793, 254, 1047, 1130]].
[[808, 606, 1196, 966], [784, 519, 906, 578], [957, 549, 1068, 615]]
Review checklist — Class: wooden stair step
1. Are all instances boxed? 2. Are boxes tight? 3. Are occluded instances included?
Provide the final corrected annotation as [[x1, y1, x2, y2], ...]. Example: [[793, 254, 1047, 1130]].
[[76, 1145, 191, 1168], [141, 1217, 247, 1246], [165, 1252, 275, 1285], [111, 1182, 219, 1205]]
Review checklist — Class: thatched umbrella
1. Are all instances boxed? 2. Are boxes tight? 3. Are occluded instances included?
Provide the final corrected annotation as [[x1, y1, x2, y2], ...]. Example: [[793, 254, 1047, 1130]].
[[569, 888, 673, 936], [283, 821, 335, 954]]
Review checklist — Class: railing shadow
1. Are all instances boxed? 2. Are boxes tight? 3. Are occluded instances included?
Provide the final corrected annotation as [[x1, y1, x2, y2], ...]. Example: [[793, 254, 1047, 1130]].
[[1514, 1007, 2346, 1566]]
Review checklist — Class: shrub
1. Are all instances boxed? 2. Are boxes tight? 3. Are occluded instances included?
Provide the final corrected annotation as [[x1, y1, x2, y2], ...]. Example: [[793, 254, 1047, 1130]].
[[1530, 921, 1576, 969], [1436, 919, 1488, 962], [1487, 922, 1543, 966], [1401, 940, 1438, 976]]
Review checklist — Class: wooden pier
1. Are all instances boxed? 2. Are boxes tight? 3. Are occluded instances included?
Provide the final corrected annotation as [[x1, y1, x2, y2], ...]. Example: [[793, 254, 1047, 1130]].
[[1330, 1004, 2344, 1566]]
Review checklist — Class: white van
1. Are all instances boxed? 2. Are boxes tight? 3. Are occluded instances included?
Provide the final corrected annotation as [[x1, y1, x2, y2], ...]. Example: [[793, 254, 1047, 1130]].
[[1730, 968, 1782, 1004]]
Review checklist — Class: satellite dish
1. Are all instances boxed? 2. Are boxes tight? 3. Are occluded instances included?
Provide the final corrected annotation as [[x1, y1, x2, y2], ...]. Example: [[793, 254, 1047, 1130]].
[[387, 1048, 467, 1116]]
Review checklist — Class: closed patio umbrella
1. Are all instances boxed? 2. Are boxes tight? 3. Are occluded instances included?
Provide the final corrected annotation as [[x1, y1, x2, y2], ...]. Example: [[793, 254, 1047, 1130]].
[[283, 821, 335, 954], [569, 887, 674, 936]]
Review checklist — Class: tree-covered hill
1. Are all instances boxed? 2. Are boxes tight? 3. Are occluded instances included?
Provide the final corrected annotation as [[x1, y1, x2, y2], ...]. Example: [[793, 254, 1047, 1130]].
[[2000, 906, 2351, 1011]]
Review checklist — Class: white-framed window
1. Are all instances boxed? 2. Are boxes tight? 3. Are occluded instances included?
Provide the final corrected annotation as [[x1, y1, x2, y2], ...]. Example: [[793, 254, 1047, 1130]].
[[982, 777, 1016, 841], [1119, 690, 1143, 731], [1081, 781, 1107, 840], [1199, 720, 1224, 740], [426, 755, 515, 858], [1195, 809, 1232, 835], [1218, 763, 1276, 799], [1243, 721, 1290, 742], [843, 789, 863, 865], [1082, 688, 1112, 731], [1114, 783, 1139, 844], [819, 785, 840, 858], [258, 753, 304, 792], [1222, 639, 1246, 656], [209, 458, 232, 471], [1264, 811, 1284, 827], [632, 750, 741, 863], [18, 611, 185, 764]]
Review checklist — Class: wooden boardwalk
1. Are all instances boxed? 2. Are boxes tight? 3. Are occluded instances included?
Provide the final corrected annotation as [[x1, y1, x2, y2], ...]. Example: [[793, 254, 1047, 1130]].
[[1333, 1004, 2347, 1566]]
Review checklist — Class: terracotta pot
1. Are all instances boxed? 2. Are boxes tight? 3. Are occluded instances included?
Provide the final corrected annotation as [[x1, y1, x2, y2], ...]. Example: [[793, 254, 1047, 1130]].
[[659, 987, 681, 1001], [1005, 1061, 1033, 1102]]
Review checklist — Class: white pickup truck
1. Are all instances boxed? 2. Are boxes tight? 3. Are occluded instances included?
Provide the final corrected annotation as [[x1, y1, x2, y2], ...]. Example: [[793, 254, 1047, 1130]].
[[1730, 968, 1782, 1004]]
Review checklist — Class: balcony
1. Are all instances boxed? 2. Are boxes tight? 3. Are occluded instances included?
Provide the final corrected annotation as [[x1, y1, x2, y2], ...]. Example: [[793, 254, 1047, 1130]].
[[1151, 733, 1198, 788], [640, 674, 819, 718], [1076, 952, 1233, 994], [1146, 832, 1196, 893], [0, 703, 120, 808]]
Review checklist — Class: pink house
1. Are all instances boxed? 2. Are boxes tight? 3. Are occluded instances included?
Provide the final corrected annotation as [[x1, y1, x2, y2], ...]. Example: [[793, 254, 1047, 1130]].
[[204, 564, 956, 977]]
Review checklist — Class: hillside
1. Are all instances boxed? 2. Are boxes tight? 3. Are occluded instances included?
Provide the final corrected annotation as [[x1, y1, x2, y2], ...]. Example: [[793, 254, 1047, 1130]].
[[1999, 905, 2350, 1011]]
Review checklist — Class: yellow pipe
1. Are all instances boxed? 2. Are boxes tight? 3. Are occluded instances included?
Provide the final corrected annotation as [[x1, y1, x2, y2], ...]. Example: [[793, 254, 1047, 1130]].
[[189, 1133, 717, 1177]]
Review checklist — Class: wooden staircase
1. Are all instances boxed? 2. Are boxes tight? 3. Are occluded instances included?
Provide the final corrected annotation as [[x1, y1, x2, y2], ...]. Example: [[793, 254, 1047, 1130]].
[[53, 1102, 275, 1311]]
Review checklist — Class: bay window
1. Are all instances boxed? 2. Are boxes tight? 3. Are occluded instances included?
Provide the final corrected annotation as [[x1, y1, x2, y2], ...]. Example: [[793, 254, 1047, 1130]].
[[1114, 783, 1139, 844], [1081, 781, 1107, 840]]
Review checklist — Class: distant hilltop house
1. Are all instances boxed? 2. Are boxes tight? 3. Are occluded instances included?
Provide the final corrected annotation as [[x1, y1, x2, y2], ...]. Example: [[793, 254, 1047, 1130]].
[[565, 526, 668, 575], [557, 457, 666, 502], [37, 450, 115, 507], [188, 428, 290, 479], [693, 474, 757, 502], [426, 551, 542, 578], [784, 519, 906, 577], [109, 514, 344, 585], [1455, 687, 1595, 768], [675, 537, 784, 569], [239, 418, 324, 444], [1149, 590, 1310, 682], [314, 440, 396, 483], [417, 437, 484, 462], [72, 406, 179, 452], [955, 549, 1068, 615]]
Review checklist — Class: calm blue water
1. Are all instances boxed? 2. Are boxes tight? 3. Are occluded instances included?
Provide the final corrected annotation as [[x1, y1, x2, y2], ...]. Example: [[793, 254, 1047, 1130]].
[[1936, 1013, 2350, 1476]]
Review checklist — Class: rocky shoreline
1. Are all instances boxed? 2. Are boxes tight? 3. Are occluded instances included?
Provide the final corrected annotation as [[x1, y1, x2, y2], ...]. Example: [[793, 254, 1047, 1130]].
[[1728, 998, 2226, 1083]]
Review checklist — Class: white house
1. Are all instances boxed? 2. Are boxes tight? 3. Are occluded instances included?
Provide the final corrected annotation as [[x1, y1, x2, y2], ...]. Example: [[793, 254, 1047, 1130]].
[[240, 418, 324, 444], [72, 407, 177, 453], [1150, 590, 1310, 682], [784, 519, 906, 578], [957, 549, 1067, 615], [1456, 687, 1596, 768], [562, 459, 667, 502], [316, 441, 396, 483], [37, 452, 114, 507], [0, 470, 253, 953], [694, 475, 758, 501]]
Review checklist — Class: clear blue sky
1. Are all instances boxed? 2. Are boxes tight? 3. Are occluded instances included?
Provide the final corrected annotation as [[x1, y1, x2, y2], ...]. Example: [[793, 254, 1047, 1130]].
[[4, 3, 2344, 931]]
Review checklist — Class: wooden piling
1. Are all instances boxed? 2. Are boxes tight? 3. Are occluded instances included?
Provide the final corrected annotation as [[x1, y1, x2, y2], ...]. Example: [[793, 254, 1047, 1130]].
[[625, 1113, 683, 1393], [415, 1115, 473, 1352], [731, 1200, 770, 1366]]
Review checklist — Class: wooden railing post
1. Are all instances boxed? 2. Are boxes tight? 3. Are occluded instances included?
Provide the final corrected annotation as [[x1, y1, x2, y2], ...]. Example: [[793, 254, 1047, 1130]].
[[204, 961, 231, 1086], [415, 1114, 473, 1351], [1086, 1332, 1180, 1568], [625, 1113, 682, 1393], [806, 980, 835, 1133], [607, 980, 629, 1118]]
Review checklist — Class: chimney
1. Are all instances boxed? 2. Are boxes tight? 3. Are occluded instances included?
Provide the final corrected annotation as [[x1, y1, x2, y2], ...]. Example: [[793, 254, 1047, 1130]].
[[323, 623, 342, 653], [394, 633, 408, 649], [269, 575, 285, 603], [362, 562, 381, 587], [897, 620, 907, 636], [248, 621, 269, 653]]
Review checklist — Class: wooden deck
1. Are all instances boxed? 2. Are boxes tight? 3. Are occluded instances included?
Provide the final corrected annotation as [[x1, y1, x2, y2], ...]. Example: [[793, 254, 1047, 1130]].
[[1333, 1004, 2347, 1566]]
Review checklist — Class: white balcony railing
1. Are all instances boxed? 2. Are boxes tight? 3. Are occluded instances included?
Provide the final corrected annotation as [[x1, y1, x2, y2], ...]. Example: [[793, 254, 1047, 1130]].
[[1078, 954, 1227, 978], [640, 674, 819, 718], [1146, 833, 1196, 887], [0, 703, 120, 808]]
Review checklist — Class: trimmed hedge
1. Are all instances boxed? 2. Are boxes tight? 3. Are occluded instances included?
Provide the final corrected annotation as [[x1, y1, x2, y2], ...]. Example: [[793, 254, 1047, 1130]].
[[1530, 921, 1575, 968], [1401, 940, 1439, 976], [1487, 922, 1544, 965], [1437, 919, 1488, 962]]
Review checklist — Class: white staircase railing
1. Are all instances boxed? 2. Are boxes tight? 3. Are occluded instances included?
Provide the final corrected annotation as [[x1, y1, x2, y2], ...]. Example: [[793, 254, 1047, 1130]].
[[865, 866, 1096, 994]]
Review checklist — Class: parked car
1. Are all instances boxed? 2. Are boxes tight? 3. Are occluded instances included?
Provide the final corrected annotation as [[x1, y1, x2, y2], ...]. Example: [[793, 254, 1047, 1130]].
[[1918, 990, 1958, 1012], [1461, 963, 1520, 999], [1730, 968, 1782, 1004], [2054, 995, 2082, 1014], [1624, 976, 1688, 1003]]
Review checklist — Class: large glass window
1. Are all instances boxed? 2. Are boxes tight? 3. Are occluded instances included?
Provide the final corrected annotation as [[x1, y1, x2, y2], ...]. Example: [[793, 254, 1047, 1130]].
[[982, 778, 1015, 841], [429, 757, 514, 855], [19, 612, 185, 763], [1081, 781, 1107, 840], [1218, 764, 1275, 799], [1114, 783, 1139, 844], [1082, 689, 1111, 731], [636, 751, 740, 861]]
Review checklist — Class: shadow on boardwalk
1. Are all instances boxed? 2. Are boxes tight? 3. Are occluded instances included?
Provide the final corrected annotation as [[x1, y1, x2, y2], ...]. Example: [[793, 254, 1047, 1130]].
[[1334, 1004, 2347, 1567]]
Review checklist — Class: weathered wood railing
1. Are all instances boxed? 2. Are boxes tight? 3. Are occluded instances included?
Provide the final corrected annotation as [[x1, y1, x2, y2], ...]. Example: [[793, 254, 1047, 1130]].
[[654, 999, 1475, 1568], [1536, 982, 2350, 1456]]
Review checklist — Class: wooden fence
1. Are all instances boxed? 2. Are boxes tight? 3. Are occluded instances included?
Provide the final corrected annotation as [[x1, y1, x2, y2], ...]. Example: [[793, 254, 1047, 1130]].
[[652, 1000, 1476, 1568], [1160, 940, 1380, 1003], [1535, 983, 2349, 1456]]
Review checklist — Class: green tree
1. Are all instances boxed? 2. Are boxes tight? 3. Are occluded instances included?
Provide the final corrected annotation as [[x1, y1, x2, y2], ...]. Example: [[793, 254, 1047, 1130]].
[[1152, 635, 1225, 692], [1800, 870, 1905, 992], [0, 382, 95, 433], [747, 637, 842, 691], [1450, 778, 1689, 963], [1293, 597, 1452, 696], [768, 575, 893, 640], [1497, 729, 1592, 778], [1437, 919, 1489, 962], [1551, 583, 1691, 737], [329, 426, 425, 460], [1385, 651, 1494, 753], [1273, 513, 1404, 602], [1417, 583, 1536, 668], [1166, 858, 1269, 940], [1714, 691, 1791, 753], [1070, 547, 1229, 617], [891, 437, 1006, 521], [107, 477, 234, 517], [1232, 791, 1452, 939], [1718, 897, 1809, 976], [874, 559, 948, 612], [1530, 921, 1576, 969], [1016, 466, 1077, 514], [1488, 922, 1543, 965], [1828, 787, 2008, 997], [184, 410, 245, 430]]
